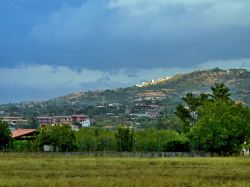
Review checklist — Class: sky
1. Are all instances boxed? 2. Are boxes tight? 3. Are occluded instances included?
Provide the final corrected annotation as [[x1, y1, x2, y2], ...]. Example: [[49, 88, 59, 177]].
[[1, 0, 250, 103]]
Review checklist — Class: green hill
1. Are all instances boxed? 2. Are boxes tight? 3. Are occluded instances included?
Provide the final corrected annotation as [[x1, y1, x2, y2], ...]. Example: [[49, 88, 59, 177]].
[[1, 68, 250, 118]]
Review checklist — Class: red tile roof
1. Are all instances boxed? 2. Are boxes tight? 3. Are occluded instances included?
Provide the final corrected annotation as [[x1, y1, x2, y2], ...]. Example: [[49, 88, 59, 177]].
[[12, 129, 36, 138]]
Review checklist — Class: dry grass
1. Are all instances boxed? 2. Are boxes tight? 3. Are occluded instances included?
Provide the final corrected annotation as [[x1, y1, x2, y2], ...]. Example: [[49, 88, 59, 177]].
[[0, 153, 250, 187]]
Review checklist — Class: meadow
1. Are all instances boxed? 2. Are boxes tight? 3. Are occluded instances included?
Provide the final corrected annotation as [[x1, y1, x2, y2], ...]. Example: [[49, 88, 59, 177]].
[[0, 153, 250, 187]]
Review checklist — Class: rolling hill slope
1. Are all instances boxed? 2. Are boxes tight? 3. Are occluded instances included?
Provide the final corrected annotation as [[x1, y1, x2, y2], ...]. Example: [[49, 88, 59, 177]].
[[1, 68, 250, 117]]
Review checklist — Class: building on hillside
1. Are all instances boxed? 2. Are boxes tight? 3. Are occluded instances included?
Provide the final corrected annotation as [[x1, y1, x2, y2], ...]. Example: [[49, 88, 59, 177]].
[[130, 111, 159, 119], [37, 114, 91, 130], [54, 116, 72, 124], [81, 118, 91, 127], [133, 104, 161, 113], [1, 116, 28, 127], [129, 104, 161, 119], [137, 92, 167, 101], [71, 114, 88, 123], [37, 117, 54, 126]]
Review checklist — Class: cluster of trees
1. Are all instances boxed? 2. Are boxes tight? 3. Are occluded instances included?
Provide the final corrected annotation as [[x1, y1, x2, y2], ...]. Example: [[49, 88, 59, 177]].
[[175, 83, 250, 155], [34, 125, 189, 152], [35, 125, 76, 151], [0, 123, 189, 152], [1, 83, 250, 156]]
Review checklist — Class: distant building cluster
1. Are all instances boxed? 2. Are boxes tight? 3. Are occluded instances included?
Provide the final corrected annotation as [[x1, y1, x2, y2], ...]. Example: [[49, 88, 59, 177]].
[[38, 114, 91, 130], [1, 114, 91, 131], [136, 77, 171, 88], [129, 103, 162, 118], [1, 116, 27, 126], [135, 91, 167, 101]]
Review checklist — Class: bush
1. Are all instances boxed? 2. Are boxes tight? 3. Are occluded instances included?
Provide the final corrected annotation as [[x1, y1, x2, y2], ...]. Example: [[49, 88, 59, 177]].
[[163, 139, 190, 152], [35, 125, 76, 152], [12, 140, 34, 152], [76, 128, 116, 152], [134, 129, 189, 152]]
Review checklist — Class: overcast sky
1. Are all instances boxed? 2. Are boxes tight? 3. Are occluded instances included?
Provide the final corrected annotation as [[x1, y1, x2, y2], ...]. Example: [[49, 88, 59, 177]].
[[1, 0, 250, 103]]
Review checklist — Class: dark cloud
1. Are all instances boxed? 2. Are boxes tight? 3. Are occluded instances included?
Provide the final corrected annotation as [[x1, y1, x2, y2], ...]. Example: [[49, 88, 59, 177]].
[[1, 0, 250, 69], [1, 0, 250, 102]]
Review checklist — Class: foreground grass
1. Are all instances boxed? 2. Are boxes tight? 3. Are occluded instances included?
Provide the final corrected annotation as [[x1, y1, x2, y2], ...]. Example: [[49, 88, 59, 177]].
[[0, 153, 250, 187]]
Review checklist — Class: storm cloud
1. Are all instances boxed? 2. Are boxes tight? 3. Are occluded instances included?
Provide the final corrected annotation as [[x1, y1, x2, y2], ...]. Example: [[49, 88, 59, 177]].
[[1, 0, 250, 102]]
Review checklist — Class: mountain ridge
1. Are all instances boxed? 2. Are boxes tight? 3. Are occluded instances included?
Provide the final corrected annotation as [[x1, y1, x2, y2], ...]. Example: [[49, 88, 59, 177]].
[[1, 68, 250, 117]]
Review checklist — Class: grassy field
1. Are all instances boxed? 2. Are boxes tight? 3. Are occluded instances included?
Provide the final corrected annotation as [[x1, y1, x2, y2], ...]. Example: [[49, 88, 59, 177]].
[[0, 153, 250, 187]]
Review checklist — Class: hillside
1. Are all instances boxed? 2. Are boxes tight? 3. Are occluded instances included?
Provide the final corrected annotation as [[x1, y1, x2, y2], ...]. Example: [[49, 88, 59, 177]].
[[1, 68, 250, 118]]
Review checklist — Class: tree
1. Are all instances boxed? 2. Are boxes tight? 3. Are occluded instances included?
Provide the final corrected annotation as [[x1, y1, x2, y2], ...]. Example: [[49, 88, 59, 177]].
[[175, 93, 209, 132], [189, 100, 250, 155], [0, 120, 12, 150], [210, 83, 231, 101], [27, 117, 39, 129], [35, 125, 76, 151], [157, 114, 185, 132], [76, 128, 116, 152], [175, 83, 231, 133], [115, 125, 134, 152], [134, 129, 190, 152], [175, 83, 250, 155]]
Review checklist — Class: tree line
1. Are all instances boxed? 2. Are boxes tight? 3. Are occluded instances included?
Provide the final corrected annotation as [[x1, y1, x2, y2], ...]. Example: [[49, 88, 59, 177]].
[[1, 83, 250, 155]]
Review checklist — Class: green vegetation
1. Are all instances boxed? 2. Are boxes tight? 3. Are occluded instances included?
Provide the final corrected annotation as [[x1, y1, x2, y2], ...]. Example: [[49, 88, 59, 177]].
[[0, 79, 249, 156], [210, 83, 231, 100], [115, 125, 134, 151], [0, 154, 250, 187], [175, 83, 250, 155], [12, 140, 34, 152], [189, 100, 250, 155], [0, 120, 11, 150], [76, 128, 116, 152], [5, 82, 250, 155], [1, 77, 250, 186], [1, 68, 250, 123], [134, 129, 189, 152], [75, 127, 187, 152], [35, 125, 76, 151]]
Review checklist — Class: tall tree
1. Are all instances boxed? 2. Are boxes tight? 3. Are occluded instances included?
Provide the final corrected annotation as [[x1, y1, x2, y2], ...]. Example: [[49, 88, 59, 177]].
[[210, 83, 231, 101], [175, 83, 231, 133], [115, 125, 134, 152], [0, 120, 12, 150], [175, 93, 210, 132]]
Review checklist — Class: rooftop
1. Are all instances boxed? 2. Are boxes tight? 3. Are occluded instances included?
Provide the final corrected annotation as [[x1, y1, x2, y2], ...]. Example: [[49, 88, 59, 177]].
[[12, 129, 36, 139]]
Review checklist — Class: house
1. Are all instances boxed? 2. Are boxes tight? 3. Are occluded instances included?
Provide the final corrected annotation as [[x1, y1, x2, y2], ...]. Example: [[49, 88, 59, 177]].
[[37, 114, 91, 130], [37, 117, 54, 126], [11, 129, 37, 140], [54, 116, 72, 124], [1, 116, 28, 126], [71, 114, 88, 123], [81, 118, 91, 127]]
